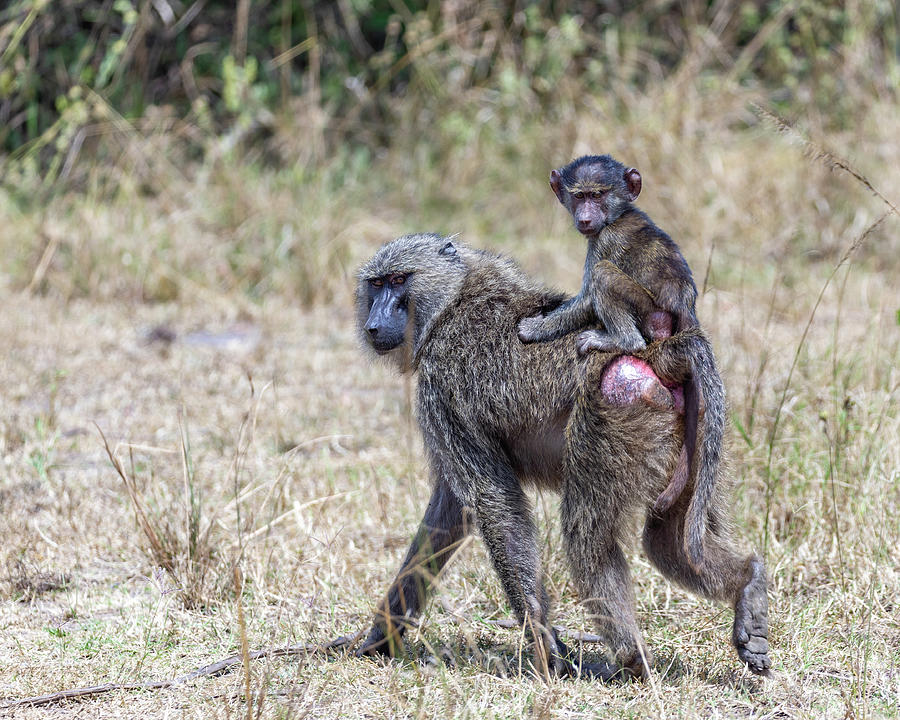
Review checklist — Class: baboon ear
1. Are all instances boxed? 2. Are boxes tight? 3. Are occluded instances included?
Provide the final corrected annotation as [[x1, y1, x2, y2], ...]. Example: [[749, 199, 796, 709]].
[[439, 241, 457, 256], [624, 167, 642, 201], [549, 169, 566, 204]]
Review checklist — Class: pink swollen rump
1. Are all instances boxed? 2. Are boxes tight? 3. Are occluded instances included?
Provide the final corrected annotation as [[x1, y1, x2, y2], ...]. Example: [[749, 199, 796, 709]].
[[600, 355, 684, 413]]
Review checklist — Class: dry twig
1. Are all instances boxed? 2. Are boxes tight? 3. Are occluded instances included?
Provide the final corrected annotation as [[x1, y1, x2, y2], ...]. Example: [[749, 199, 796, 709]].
[[0, 632, 364, 710]]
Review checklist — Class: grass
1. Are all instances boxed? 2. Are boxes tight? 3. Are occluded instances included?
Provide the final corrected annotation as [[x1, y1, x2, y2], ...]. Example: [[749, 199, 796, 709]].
[[1, 47, 899, 720]]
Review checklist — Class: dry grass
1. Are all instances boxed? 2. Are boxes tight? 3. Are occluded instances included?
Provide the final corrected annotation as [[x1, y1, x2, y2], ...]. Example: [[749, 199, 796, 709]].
[[1, 66, 899, 718]]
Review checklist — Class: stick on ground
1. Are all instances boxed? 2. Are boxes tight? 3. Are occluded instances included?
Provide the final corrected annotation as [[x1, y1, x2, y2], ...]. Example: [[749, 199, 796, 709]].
[[0, 632, 363, 709], [1, 619, 607, 709]]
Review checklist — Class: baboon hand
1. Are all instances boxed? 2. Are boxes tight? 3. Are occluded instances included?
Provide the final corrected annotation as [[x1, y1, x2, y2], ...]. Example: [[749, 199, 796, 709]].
[[517, 314, 546, 343], [356, 625, 398, 660]]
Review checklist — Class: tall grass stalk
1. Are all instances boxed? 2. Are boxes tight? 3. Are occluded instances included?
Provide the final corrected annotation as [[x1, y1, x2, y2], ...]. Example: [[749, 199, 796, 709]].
[[757, 107, 899, 561], [762, 210, 889, 559]]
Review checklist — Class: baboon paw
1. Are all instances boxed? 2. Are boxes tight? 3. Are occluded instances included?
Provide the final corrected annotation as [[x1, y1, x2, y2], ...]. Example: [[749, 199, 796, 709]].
[[517, 315, 544, 343], [733, 559, 771, 675], [356, 642, 388, 660], [572, 660, 622, 682], [735, 632, 771, 675], [569, 658, 647, 683], [546, 652, 574, 678], [578, 331, 647, 357], [356, 628, 401, 660], [556, 641, 649, 683], [576, 331, 612, 355], [356, 645, 388, 661]]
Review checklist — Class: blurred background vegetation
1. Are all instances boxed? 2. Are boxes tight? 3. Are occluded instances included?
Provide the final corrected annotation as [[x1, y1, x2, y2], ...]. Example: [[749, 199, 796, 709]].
[[3, 1, 898, 153], [0, 0, 898, 304]]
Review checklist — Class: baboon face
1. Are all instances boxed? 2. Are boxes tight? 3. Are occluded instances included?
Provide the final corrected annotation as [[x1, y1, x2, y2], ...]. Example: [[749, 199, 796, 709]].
[[356, 233, 465, 364], [549, 155, 642, 237], [361, 272, 411, 353]]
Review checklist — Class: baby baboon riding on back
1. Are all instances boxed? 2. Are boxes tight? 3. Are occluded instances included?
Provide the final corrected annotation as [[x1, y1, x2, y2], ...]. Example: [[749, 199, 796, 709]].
[[520, 154, 727, 573]]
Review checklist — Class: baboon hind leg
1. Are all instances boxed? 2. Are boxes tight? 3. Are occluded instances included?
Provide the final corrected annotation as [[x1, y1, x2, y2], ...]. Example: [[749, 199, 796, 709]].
[[561, 524, 651, 681], [563, 357, 687, 679], [642, 500, 771, 674], [562, 451, 651, 679]]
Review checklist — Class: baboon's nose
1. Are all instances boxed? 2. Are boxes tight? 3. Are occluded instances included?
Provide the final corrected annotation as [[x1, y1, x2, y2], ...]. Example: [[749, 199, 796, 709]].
[[366, 326, 378, 338]]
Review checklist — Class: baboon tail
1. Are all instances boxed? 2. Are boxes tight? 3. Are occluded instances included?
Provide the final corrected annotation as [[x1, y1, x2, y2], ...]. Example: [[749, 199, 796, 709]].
[[683, 334, 726, 572]]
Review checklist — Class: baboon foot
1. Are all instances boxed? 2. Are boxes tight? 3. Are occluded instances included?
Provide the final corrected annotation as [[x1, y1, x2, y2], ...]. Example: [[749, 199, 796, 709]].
[[517, 315, 545, 343], [547, 647, 575, 678], [523, 601, 570, 679], [576, 330, 615, 355], [569, 657, 648, 682], [556, 638, 649, 682], [600, 356, 676, 411], [577, 330, 646, 356], [733, 557, 771, 675], [571, 660, 630, 681]]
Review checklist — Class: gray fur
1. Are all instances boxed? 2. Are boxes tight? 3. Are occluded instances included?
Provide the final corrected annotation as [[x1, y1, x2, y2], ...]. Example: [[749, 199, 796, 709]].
[[356, 233, 771, 677]]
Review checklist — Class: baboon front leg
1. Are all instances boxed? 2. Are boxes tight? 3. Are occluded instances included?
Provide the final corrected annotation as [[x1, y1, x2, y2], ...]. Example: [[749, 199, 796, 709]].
[[643, 504, 771, 674], [359, 474, 472, 658], [474, 484, 570, 679], [564, 363, 685, 679]]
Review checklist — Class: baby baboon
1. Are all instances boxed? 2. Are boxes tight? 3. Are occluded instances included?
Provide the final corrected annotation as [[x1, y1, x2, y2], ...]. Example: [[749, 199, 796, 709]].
[[355, 233, 770, 678], [519, 154, 726, 571]]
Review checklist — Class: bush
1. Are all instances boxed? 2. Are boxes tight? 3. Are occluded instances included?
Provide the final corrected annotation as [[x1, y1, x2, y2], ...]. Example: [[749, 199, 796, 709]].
[[2, 1, 896, 162]]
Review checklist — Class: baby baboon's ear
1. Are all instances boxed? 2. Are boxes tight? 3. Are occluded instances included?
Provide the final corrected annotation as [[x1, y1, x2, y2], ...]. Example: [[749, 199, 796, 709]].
[[623, 167, 642, 201], [549, 169, 567, 204]]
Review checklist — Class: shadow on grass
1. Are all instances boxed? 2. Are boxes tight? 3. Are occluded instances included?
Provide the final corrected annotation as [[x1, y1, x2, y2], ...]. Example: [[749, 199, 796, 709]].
[[346, 632, 768, 693]]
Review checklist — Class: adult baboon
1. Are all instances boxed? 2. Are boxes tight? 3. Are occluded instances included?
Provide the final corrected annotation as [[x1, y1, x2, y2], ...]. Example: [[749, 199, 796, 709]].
[[355, 233, 770, 679]]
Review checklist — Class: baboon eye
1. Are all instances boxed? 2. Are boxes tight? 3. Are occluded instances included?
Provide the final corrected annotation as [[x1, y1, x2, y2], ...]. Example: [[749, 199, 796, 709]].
[[574, 191, 585, 199], [370, 278, 384, 288], [390, 274, 407, 286], [591, 191, 603, 199]]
